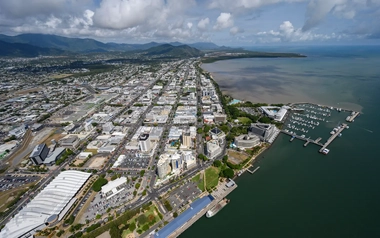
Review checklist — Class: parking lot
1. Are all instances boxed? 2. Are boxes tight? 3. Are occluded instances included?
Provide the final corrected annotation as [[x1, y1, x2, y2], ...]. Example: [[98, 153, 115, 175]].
[[83, 179, 135, 221], [166, 181, 202, 211], [0, 175, 40, 191], [119, 152, 150, 169]]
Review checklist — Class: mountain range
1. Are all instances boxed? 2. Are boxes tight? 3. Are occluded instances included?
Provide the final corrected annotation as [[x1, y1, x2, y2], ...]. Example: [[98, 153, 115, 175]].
[[0, 33, 224, 57]]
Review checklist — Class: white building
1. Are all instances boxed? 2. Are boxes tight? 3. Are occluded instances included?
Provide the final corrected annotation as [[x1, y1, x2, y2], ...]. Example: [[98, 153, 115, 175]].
[[0, 171, 91, 238], [234, 134, 261, 148], [101, 177, 127, 199], [182, 130, 192, 148], [139, 134, 151, 152], [157, 155, 171, 179], [206, 141, 222, 160]]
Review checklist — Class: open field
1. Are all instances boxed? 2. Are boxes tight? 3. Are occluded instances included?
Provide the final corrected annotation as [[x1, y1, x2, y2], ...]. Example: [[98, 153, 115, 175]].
[[43, 131, 66, 146], [84, 149, 98, 155], [14, 87, 42, 95], [0, 182, 36, 213], [227, 150, 249, 165], [237, 117, 252, 124], [205, 167, 220, 190], [87, 156, 107, 168], [51, 74, 73, 79]]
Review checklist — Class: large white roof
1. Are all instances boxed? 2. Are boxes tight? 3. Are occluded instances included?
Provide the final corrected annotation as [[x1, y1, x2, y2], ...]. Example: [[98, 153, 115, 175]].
[[0, 170, 91, 238], [101, 177, 127, 194]]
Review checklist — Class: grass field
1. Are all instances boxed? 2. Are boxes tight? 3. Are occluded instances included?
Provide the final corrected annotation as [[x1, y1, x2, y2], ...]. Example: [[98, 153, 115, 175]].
[[237, 117, 252, 124], [205, 167, 220, 190], [0, 183, 35, 213], [84, 149, 98, 155], [191, 173, 205, 192], [43, 131, 66, 146]]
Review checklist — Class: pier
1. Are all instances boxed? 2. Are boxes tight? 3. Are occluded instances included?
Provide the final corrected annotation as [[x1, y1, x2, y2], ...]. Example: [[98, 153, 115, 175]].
[[247, 166, 260, 174], [346, 112, 360, 122], [281, 130, 323, 147], [319, 123, 347, 153]]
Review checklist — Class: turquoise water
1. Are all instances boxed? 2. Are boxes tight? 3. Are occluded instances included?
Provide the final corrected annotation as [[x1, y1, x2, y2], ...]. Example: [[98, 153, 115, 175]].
[[229, 99, 241, 105], [181, 46, 380, 238]]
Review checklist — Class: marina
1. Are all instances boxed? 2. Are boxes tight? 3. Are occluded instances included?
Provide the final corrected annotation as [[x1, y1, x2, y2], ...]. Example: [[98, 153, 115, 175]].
[[281, 103, 360, 154]]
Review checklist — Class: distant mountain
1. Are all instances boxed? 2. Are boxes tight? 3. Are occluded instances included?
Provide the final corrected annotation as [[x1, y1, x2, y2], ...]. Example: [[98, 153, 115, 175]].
[[188, 42, 221, 50], [143, 44, 204, 58], [0, 40, 65, 57], [0, 33, 110, 53], [0, 34, 225, 53]]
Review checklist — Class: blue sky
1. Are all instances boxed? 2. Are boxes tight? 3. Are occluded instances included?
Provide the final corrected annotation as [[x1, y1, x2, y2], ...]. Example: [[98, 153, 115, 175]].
[[0, 0, 379, 46]]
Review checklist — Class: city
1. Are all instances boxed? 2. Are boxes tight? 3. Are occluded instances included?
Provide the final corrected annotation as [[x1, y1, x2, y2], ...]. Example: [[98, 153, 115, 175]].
[[0, 55, 287, 238]]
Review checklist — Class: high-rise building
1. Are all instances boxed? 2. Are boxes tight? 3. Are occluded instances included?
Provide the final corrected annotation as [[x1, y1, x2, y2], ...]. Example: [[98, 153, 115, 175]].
[[170, 153, 183, 173], [30, 143, 50, 165], [139, 134, 151, 152], [157, 155, 171, 179], [181, 130, 192, 148]]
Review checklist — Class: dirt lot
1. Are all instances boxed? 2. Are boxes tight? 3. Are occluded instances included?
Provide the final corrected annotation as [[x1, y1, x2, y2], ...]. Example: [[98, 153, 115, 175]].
[[51, 74, 73, 79], [14, 87, 43, 95], [42, 131, 66, 146], [87, 156, 107, 169], [227, 150, 249, 165]]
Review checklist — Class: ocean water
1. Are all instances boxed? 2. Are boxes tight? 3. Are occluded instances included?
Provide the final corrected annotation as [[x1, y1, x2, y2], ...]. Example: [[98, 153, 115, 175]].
[[181, 46, 380, 238]]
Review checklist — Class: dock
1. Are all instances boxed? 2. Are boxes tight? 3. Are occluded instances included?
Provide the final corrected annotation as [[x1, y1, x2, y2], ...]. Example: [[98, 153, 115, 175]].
[[346, 112, 360, 122], [282, 130, 323, 147], [247, 166, 260, 174], [319, 123, 347, 153]]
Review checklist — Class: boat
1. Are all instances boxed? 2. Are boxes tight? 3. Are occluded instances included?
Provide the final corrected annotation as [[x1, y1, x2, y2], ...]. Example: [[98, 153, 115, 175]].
[[338, 133, 342, 137], [206, 198, 230, 218], [321, 148, 330, 155], [290, 136, 295, 142]]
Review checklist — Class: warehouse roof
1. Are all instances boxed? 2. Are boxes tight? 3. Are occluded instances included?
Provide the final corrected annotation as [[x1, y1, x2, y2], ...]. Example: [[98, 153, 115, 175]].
[[0, 171, 91, 238]]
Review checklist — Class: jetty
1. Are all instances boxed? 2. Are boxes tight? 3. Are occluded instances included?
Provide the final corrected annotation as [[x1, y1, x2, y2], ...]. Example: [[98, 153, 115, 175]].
[[247, 166, 260, 174], [319, 123, 347, 153], [346, 111, 360, 122], [282, 123, 348, 154]]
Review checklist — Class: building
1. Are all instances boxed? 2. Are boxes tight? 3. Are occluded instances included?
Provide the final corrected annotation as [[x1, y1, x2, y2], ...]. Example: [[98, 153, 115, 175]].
[[102, 122, 115, 134], [0, 171, 91, 238], [77, 152, 92, 160], [234, 134, 261, 148], [157, 155, 171, 179], [30, 143, 50, 165], [209, 127, 226, 144], [154, 195, 214, 238], [139, 133, 151, 152], [181, 130, 192, 148], [43, 147, 66, 165], [206, 141, 222, 160], [101, 177, 127, 199], [8, 125, 27, 138], [182, 151, 196, 170], [170, 153, 183, 173], [249, 123, 279, 143], [259, 106, 289, 121], [59, 135, 80, 148], [214, 113, 227, 123]]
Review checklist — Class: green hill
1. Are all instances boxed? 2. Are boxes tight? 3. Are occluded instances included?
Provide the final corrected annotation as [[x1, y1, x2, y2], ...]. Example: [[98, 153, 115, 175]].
[[144, 44, 204, 58], [0, 40, 65, 57]]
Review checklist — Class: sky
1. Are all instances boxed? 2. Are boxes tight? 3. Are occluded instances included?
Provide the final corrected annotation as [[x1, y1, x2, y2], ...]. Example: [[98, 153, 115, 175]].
[[0, 0, 379, 46]]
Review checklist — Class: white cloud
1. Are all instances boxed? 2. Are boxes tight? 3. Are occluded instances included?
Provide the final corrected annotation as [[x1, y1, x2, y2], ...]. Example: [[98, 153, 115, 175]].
[[187, 22, 193, 29], [230, 26, 244, 35], [257, 20, 343, 42], [209, 0, 305, 12], [214, 12, 234, 30], [197, 18, 210, 30]]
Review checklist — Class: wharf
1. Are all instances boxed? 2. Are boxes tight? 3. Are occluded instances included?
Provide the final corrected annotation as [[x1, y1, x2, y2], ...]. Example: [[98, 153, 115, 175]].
[[281, 130, 323, 147], [168, 181, 237, 238], [247, 166, 260, 174], [319, 123, 347, 153], [346, 112, 360, 122]]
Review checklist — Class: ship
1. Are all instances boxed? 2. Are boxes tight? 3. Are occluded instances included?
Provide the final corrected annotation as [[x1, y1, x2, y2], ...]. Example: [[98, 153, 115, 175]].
[[206, 198, 230, 218]]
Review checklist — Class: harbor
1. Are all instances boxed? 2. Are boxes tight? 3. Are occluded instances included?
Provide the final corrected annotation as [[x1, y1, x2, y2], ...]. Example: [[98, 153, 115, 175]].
[[281, 103, 361, 154]]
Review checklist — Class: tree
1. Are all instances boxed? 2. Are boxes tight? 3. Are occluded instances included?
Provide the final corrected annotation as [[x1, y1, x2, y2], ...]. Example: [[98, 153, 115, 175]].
[[259, 116, 272, 124], [109, 223, 121, 238], [140, 170, 145, 177], [213, 160, 222, 167], [137, 214, 148, 225], [222, 168, 234, 179], [135, 183, 140, 189], [91, 122, 98, 127], [92, 177, 108, 192], [173, 212, 178, 218], [129, 222, 136, 231], [222, 155, 228, 163]]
